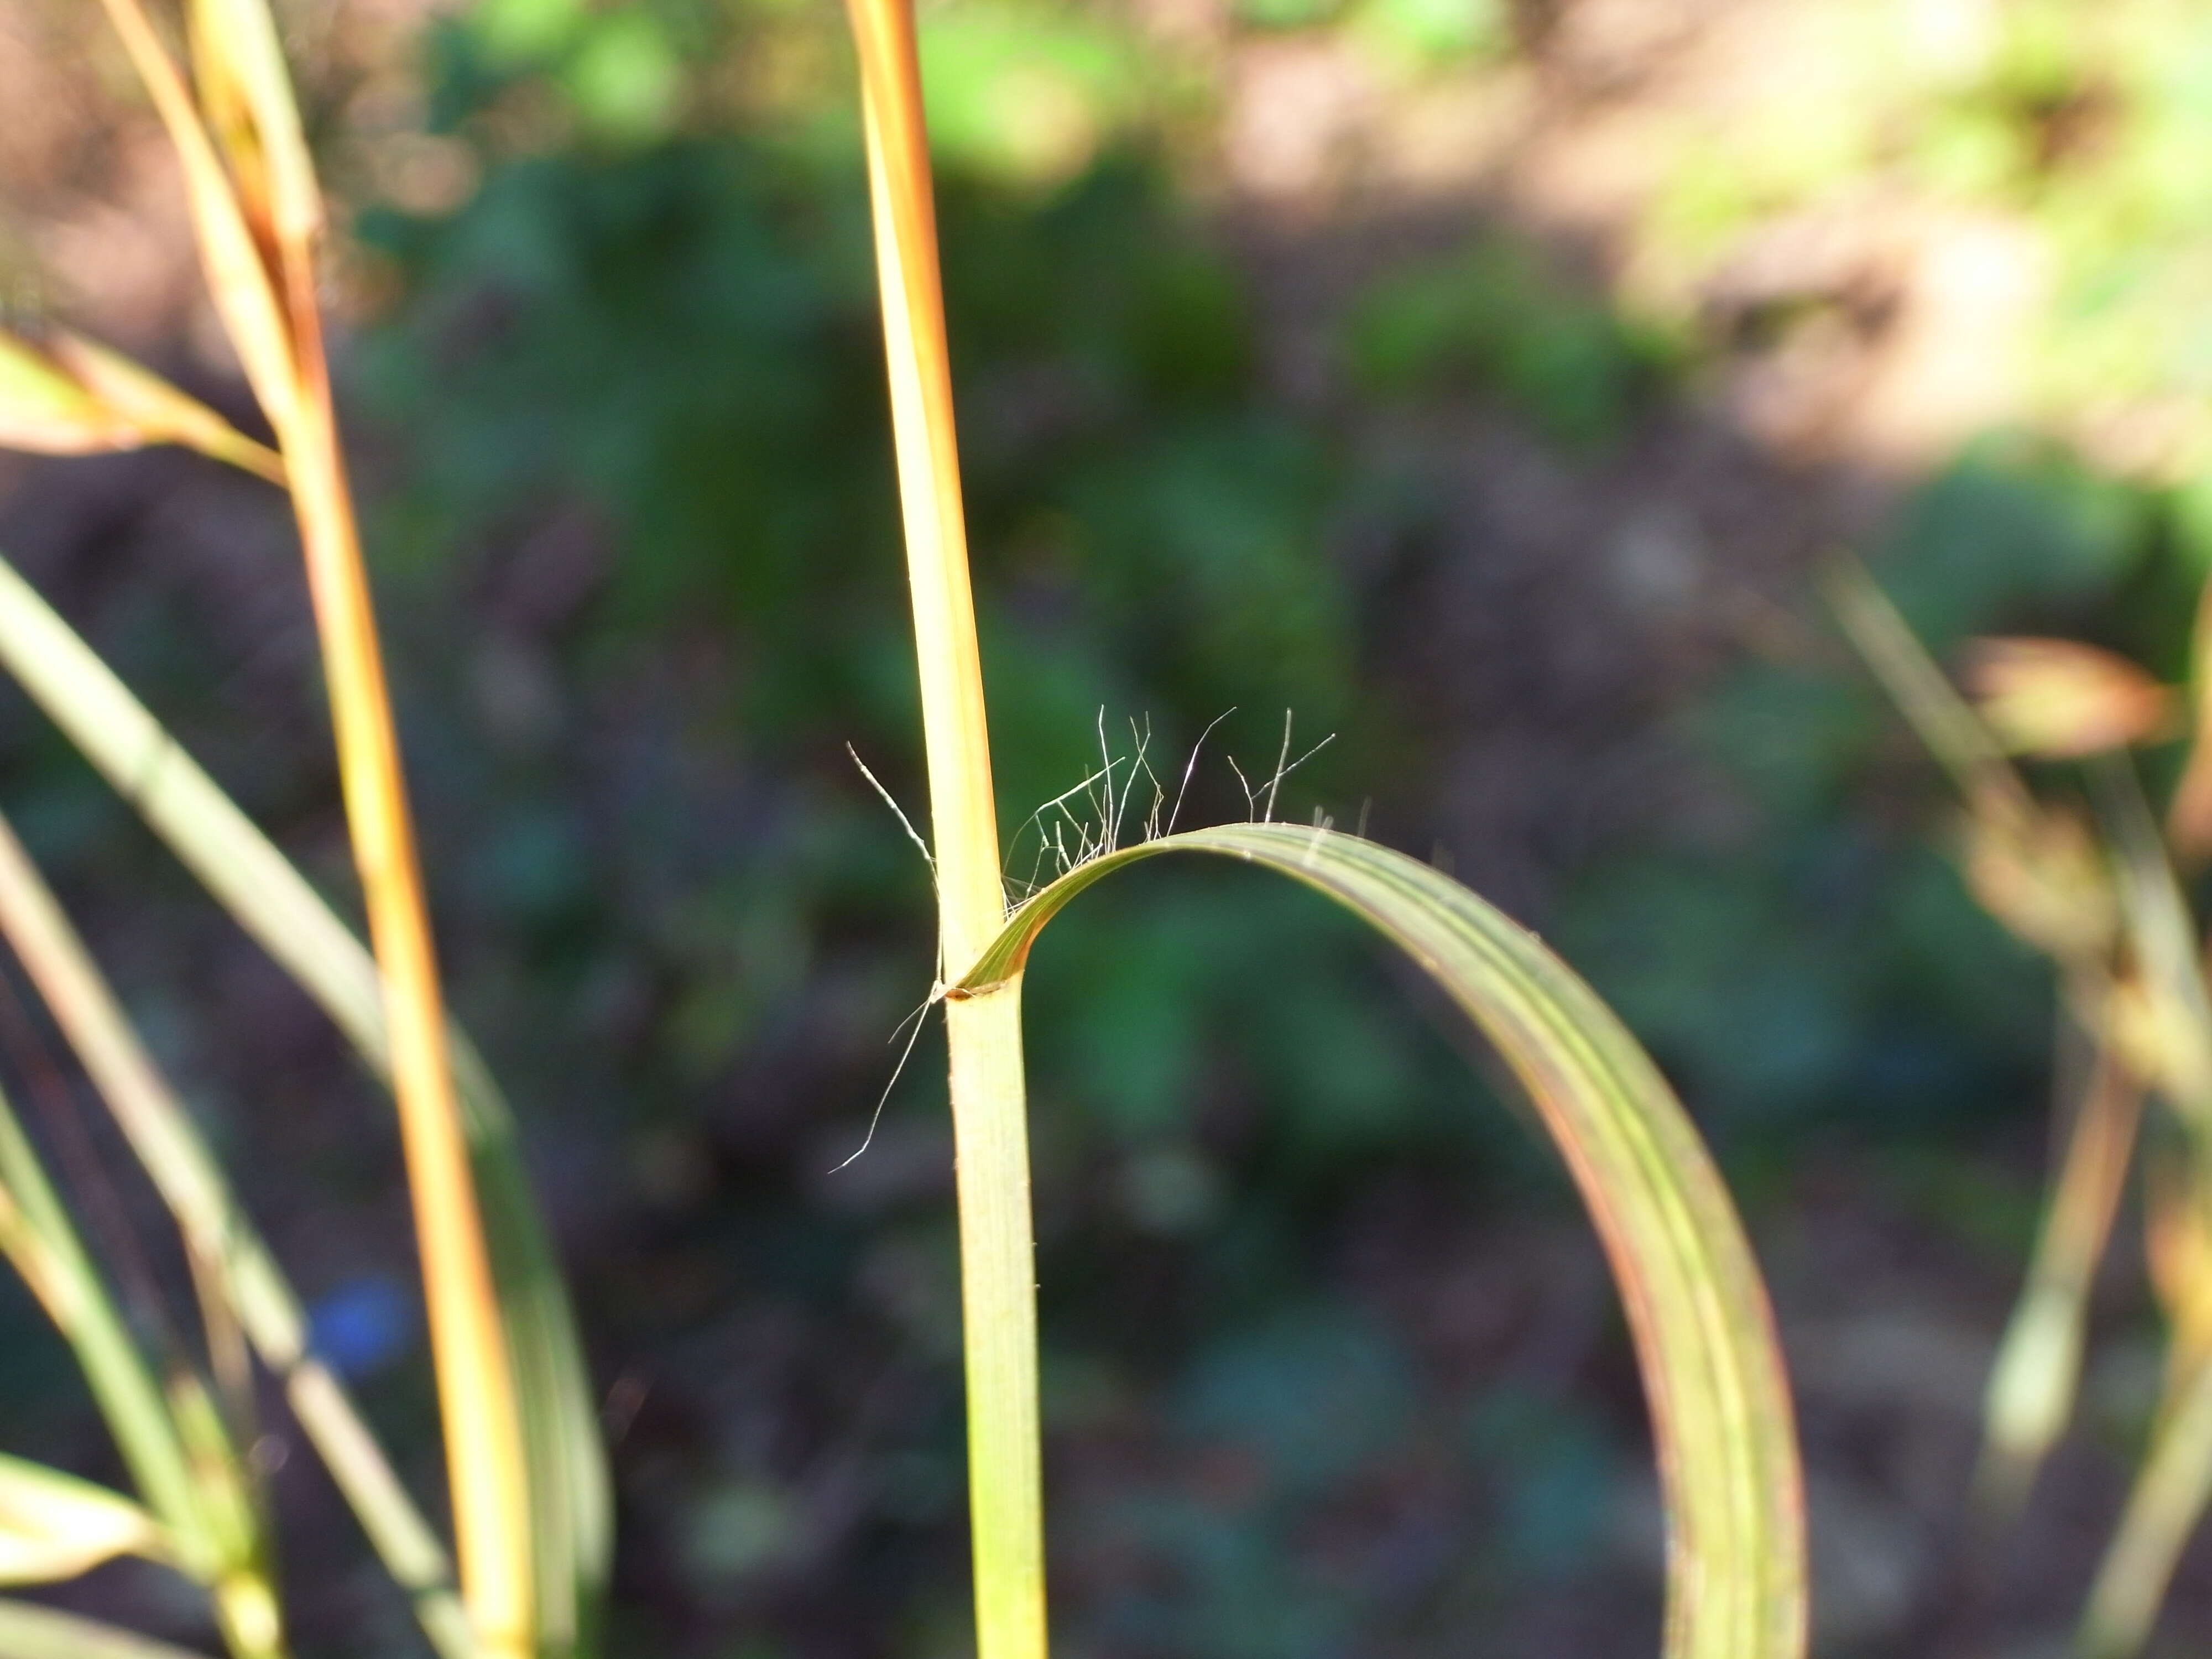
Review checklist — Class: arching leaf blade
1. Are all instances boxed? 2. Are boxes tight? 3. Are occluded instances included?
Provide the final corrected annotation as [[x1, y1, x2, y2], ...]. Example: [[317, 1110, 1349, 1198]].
[[958, 822, 1807, 1659]]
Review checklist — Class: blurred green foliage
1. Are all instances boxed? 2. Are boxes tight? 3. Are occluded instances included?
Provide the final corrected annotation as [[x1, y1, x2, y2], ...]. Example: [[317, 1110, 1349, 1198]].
[[1559, 439, 2212, 1135], [1344, 235, 1680, 449]]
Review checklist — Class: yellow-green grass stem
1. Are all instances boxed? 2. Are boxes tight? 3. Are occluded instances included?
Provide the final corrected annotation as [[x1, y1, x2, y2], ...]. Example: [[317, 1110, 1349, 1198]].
[[844, 2, 1044, 1656]]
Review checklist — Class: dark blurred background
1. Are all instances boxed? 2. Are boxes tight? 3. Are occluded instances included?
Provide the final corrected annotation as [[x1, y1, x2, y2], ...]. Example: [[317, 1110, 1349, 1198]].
[[4, 0, 2212, 1652]]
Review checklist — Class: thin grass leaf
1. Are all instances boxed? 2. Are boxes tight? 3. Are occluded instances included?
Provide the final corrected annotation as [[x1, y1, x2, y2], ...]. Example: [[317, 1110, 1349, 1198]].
[[0, 1087, 207, 1574], [0, 1599, 212, 1659], [2168, 571, 2212, 860], [0, 1454, 166, 1584], [0, 328, 282, 484], [91, 0, 299, 441], [184, 0, 269, 243], [1822, 555, 2028, 811], [2094, 757, 2212, 1131], [956, 822, 1807, 1659], [0, 332, 135, 453], [2080, 1345, 2212, 1658], [0, 806, 472, 1659], [0, 1094, 288, 1653], [1827, 559, 2122, 964], [183, 0, 319, 252], [46, 335, 283, 484], [0, 549, 605, 1657], [166, 1374, 284, 1659], [2146, 1148, 2212, 1397], [1976, 1013, 2141, 1517]]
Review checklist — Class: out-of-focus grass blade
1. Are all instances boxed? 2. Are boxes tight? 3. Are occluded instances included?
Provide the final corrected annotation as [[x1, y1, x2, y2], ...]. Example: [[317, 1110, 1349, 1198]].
[[0, 1088, 207, 1574], [0, 550, 607, 1657], [1823, 556, 2027, 809], [1964, 638, 2178, 760], [0, 807, 472, 1658], [958, 822, 1806, 1659], [183, 0, 318, 253], [0, 1091, 293, 1656], [146, 0, 538, 1629], [0, 332, 135, 454], [2167, 571, 2212, 861], [0, 1453, 166, 1583], [0, 1599, 212, 1659], [2063, 758, 2212, 1656], [2146, 1150, 2212, 1395], [0, 328, 283, 484], [1976, 1015, 2140, 1517], [90, 0, 299, 441], [2081, 1343, 2212, 1658], [1827, 558, 2120, 966], [164, 1373, 285, 1659], [0, 1087, 290, 1650], [46, 335, 283, 484], [2095, 758, 2212, 1131]]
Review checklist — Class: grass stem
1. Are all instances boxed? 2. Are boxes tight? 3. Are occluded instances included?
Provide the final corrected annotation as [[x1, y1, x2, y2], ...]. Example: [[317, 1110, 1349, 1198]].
[[843, 4, 1047, 1656]]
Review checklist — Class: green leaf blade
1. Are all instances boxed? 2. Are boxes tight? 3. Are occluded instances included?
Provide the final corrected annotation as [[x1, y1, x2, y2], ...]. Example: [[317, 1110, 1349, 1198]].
[[960, 822, 1807, 1659]]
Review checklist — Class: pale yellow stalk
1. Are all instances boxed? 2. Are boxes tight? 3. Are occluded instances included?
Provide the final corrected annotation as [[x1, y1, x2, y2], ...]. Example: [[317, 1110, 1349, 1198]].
[[843, 3, 1046, 1656]]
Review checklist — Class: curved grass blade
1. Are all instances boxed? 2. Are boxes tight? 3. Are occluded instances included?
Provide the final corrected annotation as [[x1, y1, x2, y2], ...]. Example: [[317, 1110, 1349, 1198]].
[[957, 822, 1806, 1659], [0, 1599, 212, 1659], [0, 808, 472, 1658], [0, 550, 608, 1656]]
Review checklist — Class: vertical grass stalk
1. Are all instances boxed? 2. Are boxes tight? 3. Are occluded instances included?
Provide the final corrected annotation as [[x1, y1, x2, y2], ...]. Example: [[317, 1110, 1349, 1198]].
[[84, 0, 538, 1645], [843, 3, 1046, 1656], [279, 297, 534, 1659]]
